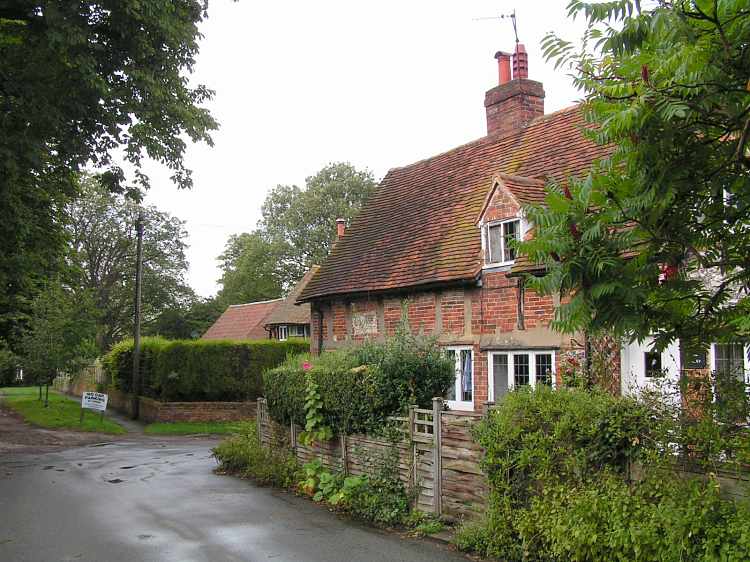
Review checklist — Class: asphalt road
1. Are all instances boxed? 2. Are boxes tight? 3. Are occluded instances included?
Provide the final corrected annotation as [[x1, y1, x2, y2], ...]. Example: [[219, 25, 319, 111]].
[[0, 437, 469, 562]]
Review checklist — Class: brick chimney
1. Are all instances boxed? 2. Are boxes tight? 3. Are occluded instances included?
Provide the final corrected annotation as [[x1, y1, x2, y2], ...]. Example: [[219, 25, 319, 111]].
[[484, 43, 545, 137], [336, 218, 346, 239]]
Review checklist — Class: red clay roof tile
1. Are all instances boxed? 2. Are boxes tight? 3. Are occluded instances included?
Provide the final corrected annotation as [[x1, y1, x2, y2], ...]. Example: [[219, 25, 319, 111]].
[[202, 299, 282, 340], [299, 106, 612, 302]]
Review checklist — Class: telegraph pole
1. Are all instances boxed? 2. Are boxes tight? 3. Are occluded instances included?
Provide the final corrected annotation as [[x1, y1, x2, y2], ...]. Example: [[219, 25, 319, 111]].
[[131, 207, 144, 420]]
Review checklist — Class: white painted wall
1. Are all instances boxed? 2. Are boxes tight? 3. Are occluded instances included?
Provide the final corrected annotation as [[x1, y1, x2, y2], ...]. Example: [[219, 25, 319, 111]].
[[620, 337, 681, 397]]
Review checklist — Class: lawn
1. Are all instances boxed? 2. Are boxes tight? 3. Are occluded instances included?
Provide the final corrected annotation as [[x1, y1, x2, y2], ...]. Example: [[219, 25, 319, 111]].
[[144, 420, 253, 435], [0, 386, 126, 435]]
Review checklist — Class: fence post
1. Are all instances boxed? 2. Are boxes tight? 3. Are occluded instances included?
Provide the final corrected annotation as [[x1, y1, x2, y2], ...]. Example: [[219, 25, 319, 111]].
[[256, 398, 264, 447], [340, 434, 348, 475], [408, 405, 416, 499], [432, 397, 443, 516]]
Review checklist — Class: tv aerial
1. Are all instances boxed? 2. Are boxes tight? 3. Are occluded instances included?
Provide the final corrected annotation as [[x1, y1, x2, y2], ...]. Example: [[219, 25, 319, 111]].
[[473, 9, 519, 44]]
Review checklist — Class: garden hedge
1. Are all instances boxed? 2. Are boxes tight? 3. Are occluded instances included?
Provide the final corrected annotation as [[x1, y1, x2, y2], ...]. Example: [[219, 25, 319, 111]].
[[103, 337, 308, 402], [263, 329, 454, 434]]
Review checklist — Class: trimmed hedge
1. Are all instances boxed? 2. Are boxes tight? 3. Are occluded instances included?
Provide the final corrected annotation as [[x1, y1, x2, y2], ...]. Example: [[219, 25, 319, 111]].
[[263, 330, 454, 434], [103, 337, 308, 402]]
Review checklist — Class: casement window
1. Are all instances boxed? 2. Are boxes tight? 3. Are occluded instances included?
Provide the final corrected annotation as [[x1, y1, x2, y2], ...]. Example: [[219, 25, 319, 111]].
[[644, 351, 663, 378], [485, 219, 521, 266], [278, 325, 288, 341], [444, 347, 474, 410], [488, 350, 555, 402], [713, 343, 747, 381]]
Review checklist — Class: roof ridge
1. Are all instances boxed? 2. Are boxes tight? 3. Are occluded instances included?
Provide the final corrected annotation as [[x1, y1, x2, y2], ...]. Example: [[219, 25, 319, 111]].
[[383, 104, 584, 177], [229, 298, 283, 308]]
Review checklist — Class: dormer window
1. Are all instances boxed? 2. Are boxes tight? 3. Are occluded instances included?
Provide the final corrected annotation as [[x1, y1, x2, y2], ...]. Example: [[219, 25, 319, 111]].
[[486, 218, 521, 266]]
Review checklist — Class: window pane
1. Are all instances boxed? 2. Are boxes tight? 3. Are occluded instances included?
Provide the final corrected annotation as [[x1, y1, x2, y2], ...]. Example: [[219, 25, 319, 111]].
[[460, 349, 473, 402], [488, 225, 503, 264], [715, 343, 745, 381], [514, 354, 530, 387], [445, 350, 456, 400], [644, 351, 662, 378], [503, 220, 519, 262], [493, 354, 509, 400], [535, 354, 553, 386]]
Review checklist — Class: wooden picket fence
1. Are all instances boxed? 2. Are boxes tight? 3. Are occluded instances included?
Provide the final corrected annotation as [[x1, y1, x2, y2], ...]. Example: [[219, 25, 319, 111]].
[[256, 397, 488, 521]]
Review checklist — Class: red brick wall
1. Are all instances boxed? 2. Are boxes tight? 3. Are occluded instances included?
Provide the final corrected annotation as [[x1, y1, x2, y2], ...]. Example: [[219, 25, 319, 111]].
[[309, 182, 574, 411], [106, 389, 256, 423]]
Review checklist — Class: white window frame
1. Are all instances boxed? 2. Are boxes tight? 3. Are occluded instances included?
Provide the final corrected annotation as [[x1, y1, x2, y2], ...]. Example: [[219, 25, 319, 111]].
[[488, 350, 556, 402], [278, 325, 288, 341], [709, 342, 750, 384], [482, 217, 524, 267], [444, 346, 474, 411]]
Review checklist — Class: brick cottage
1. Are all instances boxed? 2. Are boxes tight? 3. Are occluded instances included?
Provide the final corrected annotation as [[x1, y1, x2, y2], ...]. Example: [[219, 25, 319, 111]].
[[297, 46, 613, 411]]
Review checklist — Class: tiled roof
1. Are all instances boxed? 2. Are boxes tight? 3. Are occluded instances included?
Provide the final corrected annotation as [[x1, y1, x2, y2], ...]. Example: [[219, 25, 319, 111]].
[[299, 105, 613, 302], [264, 266, 320, 327], [201, 299, 282, 340]]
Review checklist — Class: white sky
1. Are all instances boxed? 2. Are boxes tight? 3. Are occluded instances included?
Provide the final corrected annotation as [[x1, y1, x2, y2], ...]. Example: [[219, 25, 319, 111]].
[[139, 0, 587, 297]]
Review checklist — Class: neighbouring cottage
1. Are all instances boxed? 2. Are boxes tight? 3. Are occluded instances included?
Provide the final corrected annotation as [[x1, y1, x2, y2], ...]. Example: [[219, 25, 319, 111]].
[[297, 45, 614, 412], [202, 298, 282, 340], [264, 266, 319, 340]]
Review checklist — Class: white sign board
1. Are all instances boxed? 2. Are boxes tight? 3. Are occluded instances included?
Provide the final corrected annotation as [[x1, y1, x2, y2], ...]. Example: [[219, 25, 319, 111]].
[[81, 391, 108, 412]]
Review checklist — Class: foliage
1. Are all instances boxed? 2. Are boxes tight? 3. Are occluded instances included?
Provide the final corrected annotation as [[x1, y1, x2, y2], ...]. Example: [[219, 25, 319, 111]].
[[259, 162, 378, 285], [297, 438, 411, 527], [215, 232, 284, 308], [455, 385, 750, 560], [264, 325, 453, 434], [67, 176, 193, 352], [262, 353, 308, 426], [0, 1, 217, 355], [147, 297, 225, 341], [300, 371, 333, 445], [521, 0, 750, 348], [212, 425, 302, 489], [103, 337, 307, 401], [20, 281, 98, 387], [0, 386, 126, 434]]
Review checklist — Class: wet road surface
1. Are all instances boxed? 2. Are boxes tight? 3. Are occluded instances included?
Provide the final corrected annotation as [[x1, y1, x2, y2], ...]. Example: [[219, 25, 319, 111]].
[[0, 437, 469, 562]]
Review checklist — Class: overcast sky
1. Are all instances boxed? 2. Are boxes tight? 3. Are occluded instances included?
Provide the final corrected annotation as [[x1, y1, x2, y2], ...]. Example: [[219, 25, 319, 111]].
[[138, 0, 587, 297]]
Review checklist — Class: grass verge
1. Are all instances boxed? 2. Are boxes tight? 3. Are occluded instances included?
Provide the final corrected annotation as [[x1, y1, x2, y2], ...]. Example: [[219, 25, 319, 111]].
[[0, 386, 126, 434], [144, 420, 251, 435]]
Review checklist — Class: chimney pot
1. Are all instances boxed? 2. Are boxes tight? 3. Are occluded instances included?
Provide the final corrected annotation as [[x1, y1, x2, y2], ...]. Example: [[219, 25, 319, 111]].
[[494, 51, 512, 85], [512, 43, 529, 80], [336, 218, 346, 239]]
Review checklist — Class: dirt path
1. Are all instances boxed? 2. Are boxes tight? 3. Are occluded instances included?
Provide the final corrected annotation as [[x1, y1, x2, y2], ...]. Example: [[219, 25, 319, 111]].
[[0, 396, 124, 455]]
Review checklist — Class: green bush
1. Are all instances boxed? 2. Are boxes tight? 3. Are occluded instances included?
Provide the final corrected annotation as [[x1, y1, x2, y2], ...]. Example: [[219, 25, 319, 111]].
[[454, 386, 750, 561], [263, 325, 454, 434], [103, 337, 307, 401], [263, 353, 308, 426], [212, 424, 301, 488]]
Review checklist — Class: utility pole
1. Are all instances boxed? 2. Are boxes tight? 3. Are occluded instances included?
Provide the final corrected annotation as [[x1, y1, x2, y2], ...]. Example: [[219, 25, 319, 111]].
[[131, 207, 144, 420]]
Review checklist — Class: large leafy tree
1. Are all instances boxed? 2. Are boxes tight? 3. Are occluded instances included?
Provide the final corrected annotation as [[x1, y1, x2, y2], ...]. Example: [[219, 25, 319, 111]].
[[0, 1, 217, 352], [215, 232, 284, 307], [260, 162, 377, 283], [522, 0, 750, 349], [67, 177, 193, 352]]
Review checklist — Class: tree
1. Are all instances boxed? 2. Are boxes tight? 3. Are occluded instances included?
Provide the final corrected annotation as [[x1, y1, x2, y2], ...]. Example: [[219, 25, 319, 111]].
[[147, 297, 224, 340], [260, 162, 377, 283], [521, 0, 750, 349], [215, 232, 284, 307], [0, 1, 217, 354], [67, 177, 193, 352], [20, 282, 97, 405]]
